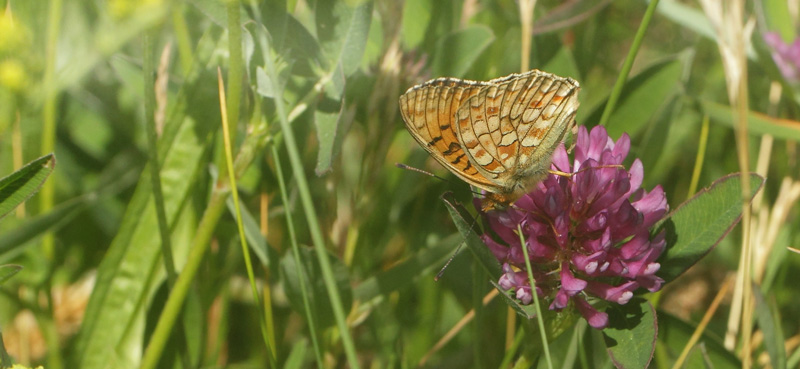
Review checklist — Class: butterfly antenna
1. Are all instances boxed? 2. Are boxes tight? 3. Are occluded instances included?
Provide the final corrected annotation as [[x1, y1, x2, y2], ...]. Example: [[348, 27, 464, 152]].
[[395, 163, 484, 197], [434, 242, 463, 281], [396, 163, 451, 183], [434, 206, 483, 281]]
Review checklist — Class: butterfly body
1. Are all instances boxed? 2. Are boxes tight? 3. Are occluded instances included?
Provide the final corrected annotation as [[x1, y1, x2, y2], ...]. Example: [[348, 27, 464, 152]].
[[399, 69, 580, 210]]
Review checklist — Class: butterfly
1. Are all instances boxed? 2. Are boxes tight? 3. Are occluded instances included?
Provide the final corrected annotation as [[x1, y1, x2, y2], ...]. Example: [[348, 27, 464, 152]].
[[399, 69, 580, 211]]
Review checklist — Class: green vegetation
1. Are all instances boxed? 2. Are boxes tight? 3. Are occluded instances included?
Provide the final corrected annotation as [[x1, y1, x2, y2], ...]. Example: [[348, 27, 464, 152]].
[[0, 0, 798, 368]]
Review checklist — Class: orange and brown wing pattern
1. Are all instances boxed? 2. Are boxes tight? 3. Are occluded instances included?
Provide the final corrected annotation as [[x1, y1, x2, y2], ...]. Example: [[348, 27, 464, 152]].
[[455, 70, 580, 193], [399, 77, 500, 192]]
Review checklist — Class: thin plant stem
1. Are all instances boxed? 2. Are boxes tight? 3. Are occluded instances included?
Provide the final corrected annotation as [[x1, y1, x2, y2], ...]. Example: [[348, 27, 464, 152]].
[[259, 12, 361, 369], [505, 307, 517, 351], [143, 30, 192, 369], [419, 289, 499, 365], [270, 141, 324, 366], [217, 68, 276, 366], [472, 259, 486, 368], [40, 0, 63, 258], [244, 2, 324, 361], [140, 183, 230, 369], [728, 1, 753, 365], [143, 31, 179, 302], [671, 277, 733, 369], [518, 223, 553, 369], [140, 85, 271, 369], [519, 0, 537, 72], [12, 111, 23, 218], [226, 0, 244, 146], [499, 328, 526, 369], [40, 1, 63, 368], [598, 0, 660, 128], [687, 115, 710, 197]]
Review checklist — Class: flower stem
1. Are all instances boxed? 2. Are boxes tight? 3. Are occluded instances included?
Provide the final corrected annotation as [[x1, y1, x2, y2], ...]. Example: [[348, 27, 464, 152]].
[[598, 0, 660, 128], [517, 224, 553, 369]]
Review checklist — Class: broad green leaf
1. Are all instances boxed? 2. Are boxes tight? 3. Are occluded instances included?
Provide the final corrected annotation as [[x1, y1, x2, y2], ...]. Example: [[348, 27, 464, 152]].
[[73, 32, 220, 369], [702, 100, 800, 142], [0, 154, 55, 220], [542, 47, 580, 82], [603, 298, 657, 369], [257, 4, 324, 75], [59, 3, 168, 90], [656, 173, 765, 283], [315, 0, 373, 97], [280, 247, 352, 329], [353, 233, 458, 303], [656, 0, 716, 41], [314, 110, 340, 175], [432, 25, 494, 78], [402, 0, 432, 49], [532, 0, 612, 35], [658, 311, 740, 368], [314, 101, 355, 175], [586, 59, 683, 138], [754, 285, 786, 369], [188, 0, 247, 27], [0, 264, 22, 285]]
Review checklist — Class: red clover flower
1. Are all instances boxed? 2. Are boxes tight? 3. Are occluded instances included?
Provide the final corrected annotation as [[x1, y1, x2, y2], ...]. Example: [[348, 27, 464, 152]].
[[479, 126, 668, 329]]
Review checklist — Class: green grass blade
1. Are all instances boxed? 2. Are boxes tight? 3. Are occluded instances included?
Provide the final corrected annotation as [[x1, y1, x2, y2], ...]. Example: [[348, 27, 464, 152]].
[[260, 21, 362, 369], [702, 100, 800, 141], [598, 0, 660, 128], [0, 154, 55, 220]]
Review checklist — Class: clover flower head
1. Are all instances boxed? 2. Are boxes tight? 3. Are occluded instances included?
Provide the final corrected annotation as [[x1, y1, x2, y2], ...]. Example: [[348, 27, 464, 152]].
[[480, 125, 668, 329]]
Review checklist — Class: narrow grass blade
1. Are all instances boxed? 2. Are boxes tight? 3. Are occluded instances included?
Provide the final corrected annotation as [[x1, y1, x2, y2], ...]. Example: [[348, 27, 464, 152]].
[[0, 154, 55, 220]]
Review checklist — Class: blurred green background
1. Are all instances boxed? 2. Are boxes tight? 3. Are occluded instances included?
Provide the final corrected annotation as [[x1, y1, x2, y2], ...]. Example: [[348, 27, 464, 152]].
[[0, 0, 798, 368]]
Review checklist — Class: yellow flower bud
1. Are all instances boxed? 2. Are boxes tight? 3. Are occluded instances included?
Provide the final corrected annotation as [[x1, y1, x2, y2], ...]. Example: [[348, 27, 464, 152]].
[[0, 59, 27, 92]]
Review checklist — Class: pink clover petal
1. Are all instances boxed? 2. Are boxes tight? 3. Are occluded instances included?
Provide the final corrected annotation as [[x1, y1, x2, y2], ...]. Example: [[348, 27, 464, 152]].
[[551, 144, 571, 173], [574, 297, 609, 329], [498, 274, 514, 290], [572, 250, 606, 274], [560, 264, 587, 294], [618, 232, 651, 259], [637, 274, 665, 292], [611, 133, 631, 161], [482, 234, 509, 261], [551, 289, 570, 309], [586, 280, 637, 304], [516, 287, 533, 305]]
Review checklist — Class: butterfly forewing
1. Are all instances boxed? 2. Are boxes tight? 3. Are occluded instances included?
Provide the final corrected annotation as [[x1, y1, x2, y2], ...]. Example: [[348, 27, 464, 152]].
[[399, 70, 580, 209], [399, 78, 500, 192]]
